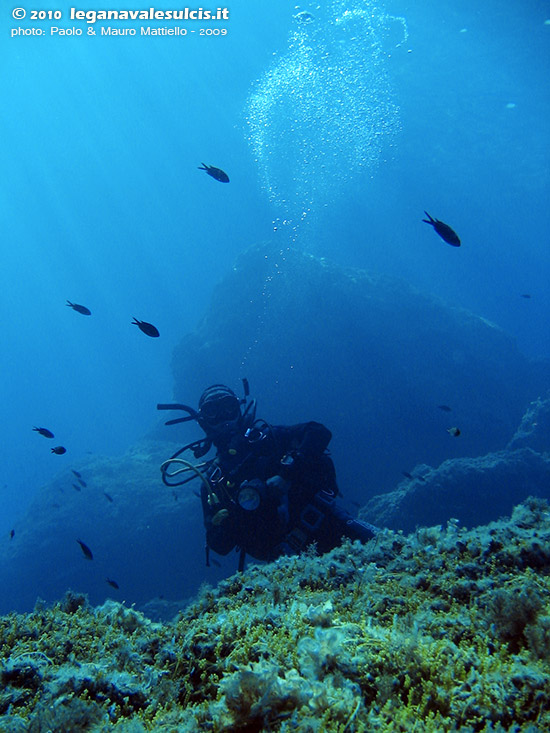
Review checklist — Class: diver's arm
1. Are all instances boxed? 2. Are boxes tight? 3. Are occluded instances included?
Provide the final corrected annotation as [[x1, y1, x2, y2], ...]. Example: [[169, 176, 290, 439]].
[[201, 485, 237, 555], [275, 421, 332, 456]]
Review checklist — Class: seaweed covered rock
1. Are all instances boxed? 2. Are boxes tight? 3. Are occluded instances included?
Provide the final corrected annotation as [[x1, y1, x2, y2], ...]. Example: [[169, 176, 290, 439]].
[[1, 498, 549, 731]]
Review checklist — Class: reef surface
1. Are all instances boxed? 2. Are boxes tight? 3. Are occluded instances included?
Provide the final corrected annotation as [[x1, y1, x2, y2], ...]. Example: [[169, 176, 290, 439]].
[[1, 498, 549, 732]]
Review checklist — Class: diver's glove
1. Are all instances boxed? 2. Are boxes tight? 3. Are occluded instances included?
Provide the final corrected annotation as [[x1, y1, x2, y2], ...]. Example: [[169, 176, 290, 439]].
[[266, 475, 290, 496]]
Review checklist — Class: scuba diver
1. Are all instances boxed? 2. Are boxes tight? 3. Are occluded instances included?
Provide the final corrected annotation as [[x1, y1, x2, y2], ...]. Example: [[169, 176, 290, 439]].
[[158, 381, 378, 570]]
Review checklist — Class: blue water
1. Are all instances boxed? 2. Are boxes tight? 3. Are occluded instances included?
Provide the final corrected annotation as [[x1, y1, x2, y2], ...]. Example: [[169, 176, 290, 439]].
[[1, 0, 549, 540]]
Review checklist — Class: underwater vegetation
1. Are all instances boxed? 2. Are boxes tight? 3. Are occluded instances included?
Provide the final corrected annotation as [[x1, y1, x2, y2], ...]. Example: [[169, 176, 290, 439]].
[[1, 497, 549, 732]]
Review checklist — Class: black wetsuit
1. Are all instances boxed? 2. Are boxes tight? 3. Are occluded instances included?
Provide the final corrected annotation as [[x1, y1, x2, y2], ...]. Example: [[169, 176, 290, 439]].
[[201, 421, 377, 564]]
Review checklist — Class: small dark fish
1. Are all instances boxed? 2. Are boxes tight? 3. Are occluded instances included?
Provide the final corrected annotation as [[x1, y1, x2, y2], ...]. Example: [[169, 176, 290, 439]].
[[422, 212, 461, 247], [66, 300, 91, 316], [33, 426, 54, 439], [437, 405, 452, 412], [72, 483, 82, 492], [198, 163, 230, 183], [51, 446, 67, 455], [132, 318, 160, 338], [10, 529, 14, 540], [103, 492, 114, 503], [447, 426, 461, 437], [72, 469, 82, 478], [78, 478, 87, 488], [106, 578, 119, 590], [76, 538, 93, 560], [520, 294, 531, 299]]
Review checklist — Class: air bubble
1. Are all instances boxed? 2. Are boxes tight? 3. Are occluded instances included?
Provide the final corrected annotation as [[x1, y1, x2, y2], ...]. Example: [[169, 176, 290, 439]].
[[244, 0, 407, 228]]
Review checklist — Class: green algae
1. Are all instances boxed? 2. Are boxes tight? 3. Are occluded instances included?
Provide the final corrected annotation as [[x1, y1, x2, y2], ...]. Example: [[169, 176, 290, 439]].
[[1, 497, 549, 732]]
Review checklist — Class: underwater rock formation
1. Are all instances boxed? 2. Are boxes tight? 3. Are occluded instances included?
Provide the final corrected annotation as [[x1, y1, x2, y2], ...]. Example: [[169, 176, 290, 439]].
[[171, 243, 548, 496], [1, 498, 549, 731], [2, 246, 549, 616], [507, 391, 550, 453], [0, 441, 225, 615], [362, 448, 550, 533], [363, 394, 550, 533]]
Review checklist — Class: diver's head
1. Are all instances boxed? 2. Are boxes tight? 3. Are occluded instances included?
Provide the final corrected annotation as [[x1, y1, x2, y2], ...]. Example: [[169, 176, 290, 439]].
[[197, 384, 243, 439]]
